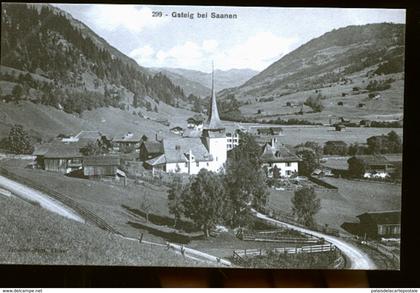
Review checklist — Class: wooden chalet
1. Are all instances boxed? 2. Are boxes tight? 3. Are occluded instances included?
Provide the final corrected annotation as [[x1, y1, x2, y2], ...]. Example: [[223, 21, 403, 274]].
[[34, 144, 83, 174], [341, 210, 401, 240], [83, 156, 121, 177]]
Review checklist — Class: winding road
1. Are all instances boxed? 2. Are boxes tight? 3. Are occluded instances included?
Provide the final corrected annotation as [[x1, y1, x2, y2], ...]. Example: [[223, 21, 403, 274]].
[[254, 211, 377, 269]]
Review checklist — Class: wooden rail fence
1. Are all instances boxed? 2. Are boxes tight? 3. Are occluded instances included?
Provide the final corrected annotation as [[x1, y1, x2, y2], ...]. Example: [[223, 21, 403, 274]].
[[233, 243, 336, 258]]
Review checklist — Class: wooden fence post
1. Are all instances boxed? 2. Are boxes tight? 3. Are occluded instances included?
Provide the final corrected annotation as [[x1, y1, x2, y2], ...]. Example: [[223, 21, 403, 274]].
[[138, 233, 144, 243]]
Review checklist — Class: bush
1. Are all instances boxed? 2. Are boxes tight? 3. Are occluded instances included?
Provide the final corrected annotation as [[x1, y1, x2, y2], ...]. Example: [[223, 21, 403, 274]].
[[304, 95, 324, 112]]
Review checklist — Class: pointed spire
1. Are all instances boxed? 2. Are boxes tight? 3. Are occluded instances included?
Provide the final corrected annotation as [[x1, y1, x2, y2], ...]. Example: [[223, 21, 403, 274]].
[[207, 62, 224, 130]]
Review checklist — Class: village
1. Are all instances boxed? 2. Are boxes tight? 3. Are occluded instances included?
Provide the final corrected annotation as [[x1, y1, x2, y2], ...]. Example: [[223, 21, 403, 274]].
[[0, 70, 402, 270]]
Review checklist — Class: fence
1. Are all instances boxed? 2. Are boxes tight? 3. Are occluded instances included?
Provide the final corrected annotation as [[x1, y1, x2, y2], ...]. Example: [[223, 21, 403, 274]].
[[239, 230, 321, 244], [233, 243, 336, 258]]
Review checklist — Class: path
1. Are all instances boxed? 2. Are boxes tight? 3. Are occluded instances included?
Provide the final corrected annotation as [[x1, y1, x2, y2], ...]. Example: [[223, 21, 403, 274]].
[[0, 175, 84, 223], [254, 210, 377, 269], [0, 174, 231, 267]]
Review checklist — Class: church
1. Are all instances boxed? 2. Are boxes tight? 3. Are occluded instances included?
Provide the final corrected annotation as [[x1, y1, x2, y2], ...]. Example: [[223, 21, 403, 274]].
[[144, 67, 227, 175]]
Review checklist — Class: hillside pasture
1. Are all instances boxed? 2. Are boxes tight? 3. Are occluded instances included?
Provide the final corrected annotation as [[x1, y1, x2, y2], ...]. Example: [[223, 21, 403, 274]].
[[0, 195, 201, 266]]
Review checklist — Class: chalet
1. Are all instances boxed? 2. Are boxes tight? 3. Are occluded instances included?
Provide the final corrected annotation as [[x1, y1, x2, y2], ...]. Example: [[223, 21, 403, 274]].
[[170, 126, 184, 136], [139, 141, 164, 161], [62, 131, 110, 144], [341, 210, 401, 240], [113, 132, 142, 153], [187, 114, 205, 130], [260, 139, 301, 178], [83, 156, 121, 177], [34, 144, 83, 174], [334, 124, 346, 132], [320, 157, 348, 177], [348, 155, 394, 178]]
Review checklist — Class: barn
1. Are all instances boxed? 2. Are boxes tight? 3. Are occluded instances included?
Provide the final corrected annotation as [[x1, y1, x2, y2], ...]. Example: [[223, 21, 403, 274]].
[[83, 156, 121, 177]]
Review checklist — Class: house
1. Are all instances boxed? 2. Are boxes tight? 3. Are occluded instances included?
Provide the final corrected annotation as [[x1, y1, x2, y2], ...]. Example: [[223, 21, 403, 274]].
[[83, 156, 121, 177], [360, 120, 372, 127], [260, 139, 301, 178], [113, 132, 142, 153], [143, 66, 227, 175], [34, 144, 83, 174], [62, 131, 110, 144], [187, 114, 205, 130], [341, 210, 401, 240], [348, 155, 395, 178], [139, 141, 164, 161], [170, 126, 184, 136], [320, 157, 348, 177], [334, 124, 346, 131], [155, 118, 170, 127]]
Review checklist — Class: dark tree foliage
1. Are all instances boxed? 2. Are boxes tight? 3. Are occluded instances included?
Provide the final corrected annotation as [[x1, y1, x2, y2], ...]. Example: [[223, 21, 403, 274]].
[[291, 187, 321, 228], [4, 124, 34, 154], [347, 157, 367, 178], [366, 131, 402, 154], [167, 175, 185, 228], [296, 148, 319, 176], [181, 169, 225, 237], [304, 94, 324, 112], [224, 133, 268, 227], [323, 141, 348, 156]]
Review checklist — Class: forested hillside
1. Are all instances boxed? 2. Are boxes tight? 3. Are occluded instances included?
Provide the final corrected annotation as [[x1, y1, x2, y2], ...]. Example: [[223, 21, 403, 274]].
[[1, 3, 186, 114]]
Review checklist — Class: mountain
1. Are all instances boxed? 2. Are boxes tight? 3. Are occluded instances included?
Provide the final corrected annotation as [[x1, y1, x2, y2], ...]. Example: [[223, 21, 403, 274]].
[[149, 68, 211, 98], [156, 67, 259, 94], [222, 23, 404, 100], [0, 3, 186, 114]]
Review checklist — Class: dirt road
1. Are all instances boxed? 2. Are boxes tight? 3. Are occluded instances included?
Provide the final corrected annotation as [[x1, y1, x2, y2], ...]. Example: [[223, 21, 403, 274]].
[[254, 211, 377, 269]]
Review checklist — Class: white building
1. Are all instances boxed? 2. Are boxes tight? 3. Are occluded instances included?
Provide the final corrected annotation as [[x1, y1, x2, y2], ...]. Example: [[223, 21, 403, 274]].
[[145, 66, 227, 175], [226, 127, 240, 151], [260, 138, 301, 178]]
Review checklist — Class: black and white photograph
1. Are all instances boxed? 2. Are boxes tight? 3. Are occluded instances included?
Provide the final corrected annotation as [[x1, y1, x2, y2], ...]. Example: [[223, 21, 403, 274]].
[[0, 3, 405, 270]]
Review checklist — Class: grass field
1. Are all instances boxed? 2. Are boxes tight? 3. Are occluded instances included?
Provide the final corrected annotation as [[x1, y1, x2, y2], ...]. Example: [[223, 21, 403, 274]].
[[0, 100, 195, 141], [267, 177, 401, 233], [239, 73, 404, 125], [2, 160, 173, 242], [0, 195, 201, 266]]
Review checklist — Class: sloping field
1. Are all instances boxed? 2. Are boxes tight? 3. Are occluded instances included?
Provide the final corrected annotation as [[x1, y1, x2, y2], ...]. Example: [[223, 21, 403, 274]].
[[0, 195, 200, 266], [0, 101, 196, 141], [267, 178, 401, 232], [2, 160, 172, 241]]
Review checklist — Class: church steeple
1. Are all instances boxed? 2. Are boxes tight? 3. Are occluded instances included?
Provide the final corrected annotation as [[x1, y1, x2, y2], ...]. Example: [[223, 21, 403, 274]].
[[207, 62, 224, 130]]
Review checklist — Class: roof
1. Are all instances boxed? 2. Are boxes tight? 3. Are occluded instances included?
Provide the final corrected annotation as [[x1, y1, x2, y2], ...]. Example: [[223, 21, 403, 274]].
[[206, 67, 224, 130], [260, 143, 302, 163], [353, 155, 391, 166], [83, 156, 121, 166], [383, 154, 403, 163], [75, 131, 107, 140], [325, 140, 347, 146], [357, 210, 401, 225], [145, 154, 166, 166], [163, 137, 213, 163], [141, 141, 164, 154], [182, 128, 202, 138], [203, 129, 226, 138], [321, 157, 349, 170], [35, 144, 82, 159]]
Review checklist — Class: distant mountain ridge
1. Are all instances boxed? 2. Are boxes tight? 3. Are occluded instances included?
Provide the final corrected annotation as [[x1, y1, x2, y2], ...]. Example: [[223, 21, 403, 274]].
[[221, 22, 405, 99], [154, 67, 259, 95]]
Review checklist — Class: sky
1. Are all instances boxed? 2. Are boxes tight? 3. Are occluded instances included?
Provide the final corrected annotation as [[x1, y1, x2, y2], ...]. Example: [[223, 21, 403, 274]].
[[53, 4, 405, 73]]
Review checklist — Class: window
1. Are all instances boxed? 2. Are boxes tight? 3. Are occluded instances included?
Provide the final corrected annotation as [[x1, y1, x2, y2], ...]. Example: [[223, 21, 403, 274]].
[[286, 170, 291, 176], [207, 162, 209, 166], [185, 162, 188, 167], [196, 162, 199, 167], [286, 162, 291, 167]]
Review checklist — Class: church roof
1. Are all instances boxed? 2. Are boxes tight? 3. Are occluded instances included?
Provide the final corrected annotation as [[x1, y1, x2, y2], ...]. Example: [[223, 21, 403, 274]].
[[163, 137, 213, 163], [206, 64, 224, 130]]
